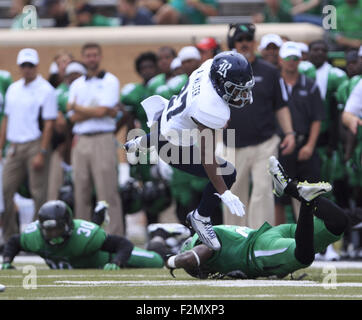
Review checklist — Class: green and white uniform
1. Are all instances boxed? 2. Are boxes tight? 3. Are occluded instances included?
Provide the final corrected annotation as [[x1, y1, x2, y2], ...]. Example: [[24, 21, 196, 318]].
[[21, 219, 164, 269], [181, 220, 341, 279], [298, 61, 347, 185], [336, 75, 362, 187], [55, 82, 69, 118], [155, 74, 188, 100]]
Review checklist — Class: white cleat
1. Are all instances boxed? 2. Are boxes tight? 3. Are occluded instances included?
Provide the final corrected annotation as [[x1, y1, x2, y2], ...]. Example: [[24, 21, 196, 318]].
[[186, 211, 221, 251], [268, 156, 291, 197], [297, 181, 332, 202]]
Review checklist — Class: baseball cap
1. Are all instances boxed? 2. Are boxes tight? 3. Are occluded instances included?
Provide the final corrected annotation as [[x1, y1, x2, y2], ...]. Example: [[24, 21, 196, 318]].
[[170, 57, 182, 71], [17, 48, 39, 66], [258, 34, 283, 51], [345, 50, 359, 63], [178, 46, 201, 62], [65, 62, 87, 76], [297, 42, 309, 53], [279, 41, 302, 59], [234, 23, 256, 39], [196, 37, 219, 51]]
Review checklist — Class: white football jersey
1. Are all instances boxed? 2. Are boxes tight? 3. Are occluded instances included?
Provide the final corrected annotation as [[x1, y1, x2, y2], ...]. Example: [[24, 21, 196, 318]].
[[160, 59, 230, 146]]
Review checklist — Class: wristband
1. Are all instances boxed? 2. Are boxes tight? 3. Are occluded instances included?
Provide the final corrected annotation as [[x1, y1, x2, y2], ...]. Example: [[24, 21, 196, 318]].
[[285, 131, 296, 136]]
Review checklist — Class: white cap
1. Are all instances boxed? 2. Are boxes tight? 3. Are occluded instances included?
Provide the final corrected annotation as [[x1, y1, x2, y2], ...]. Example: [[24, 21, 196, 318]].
[[65, 62, 87, 76], [17, 48, 39, 65], [279, 41, 302, 59], [170, 57, 182, 71], [49, 61, 58, 74], [258, 34, 283, 51], [178, 46, 201, 62], [359, 45, 362, 57], [297, 42, 309, 53]]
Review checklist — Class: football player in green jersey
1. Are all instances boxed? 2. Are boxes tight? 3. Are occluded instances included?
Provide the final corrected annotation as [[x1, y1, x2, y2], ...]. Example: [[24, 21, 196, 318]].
[[1, 200, 164, 270], [165, 156, 352, 279]]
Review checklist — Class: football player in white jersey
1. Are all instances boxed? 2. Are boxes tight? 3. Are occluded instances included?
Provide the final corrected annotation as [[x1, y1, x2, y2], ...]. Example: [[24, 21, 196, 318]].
[[125, 51, 255, 250]]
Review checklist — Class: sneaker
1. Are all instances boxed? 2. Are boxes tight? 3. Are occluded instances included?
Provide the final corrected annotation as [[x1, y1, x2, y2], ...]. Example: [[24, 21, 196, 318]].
[[147, 223, 191, 242], [186, 211, 221, 251], [268, 156, 291, 197], [297, 181, 332, 202]]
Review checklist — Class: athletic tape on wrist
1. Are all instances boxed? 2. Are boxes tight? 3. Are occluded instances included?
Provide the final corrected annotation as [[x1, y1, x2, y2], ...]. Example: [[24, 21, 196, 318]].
[[190, 250, 200, 266]]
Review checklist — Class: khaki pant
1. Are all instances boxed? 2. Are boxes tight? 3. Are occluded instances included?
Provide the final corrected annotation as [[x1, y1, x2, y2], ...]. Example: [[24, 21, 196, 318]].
[[2, 139, 50, 241], [47, 149, 64, 201], [71, 133, 124, 236], [223, 135, 280, 229]]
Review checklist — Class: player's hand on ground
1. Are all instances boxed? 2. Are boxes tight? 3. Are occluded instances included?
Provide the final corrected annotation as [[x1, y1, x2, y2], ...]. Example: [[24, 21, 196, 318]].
[[103, 263, 120, 270], [1, 263, 15, 270], [215, 190, 245, 217]]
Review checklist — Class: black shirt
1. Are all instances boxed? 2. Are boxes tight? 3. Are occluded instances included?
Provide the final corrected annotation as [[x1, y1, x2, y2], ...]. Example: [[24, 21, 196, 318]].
[[278, 74, 325, 137], [223, 58, 285, 148]]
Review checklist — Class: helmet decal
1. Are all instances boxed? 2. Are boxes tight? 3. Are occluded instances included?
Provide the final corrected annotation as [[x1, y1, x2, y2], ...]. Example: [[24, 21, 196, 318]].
[[216, 59, 232, 78]]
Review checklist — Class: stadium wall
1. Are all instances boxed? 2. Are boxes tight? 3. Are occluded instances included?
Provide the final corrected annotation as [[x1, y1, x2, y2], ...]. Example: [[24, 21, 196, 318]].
[[0, 24, 323, 84]]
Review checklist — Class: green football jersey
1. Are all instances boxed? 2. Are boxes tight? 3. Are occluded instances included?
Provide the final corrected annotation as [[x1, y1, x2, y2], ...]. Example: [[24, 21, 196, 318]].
[[298, 61, 347, 133], [155, 74, 188, 99], [21, 219, 108, 269], [147, 73, 167, 97], [121, 82, 150, 132], [20, 219, 164, 269], [0, 69, 13, 119], [55, 82, 69, 116]]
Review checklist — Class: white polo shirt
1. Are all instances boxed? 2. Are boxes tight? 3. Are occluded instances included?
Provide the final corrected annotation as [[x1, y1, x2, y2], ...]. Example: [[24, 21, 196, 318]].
[[344, 78, 362, 119], [68, 72, 120, 135], [4, 75, 57, 143]]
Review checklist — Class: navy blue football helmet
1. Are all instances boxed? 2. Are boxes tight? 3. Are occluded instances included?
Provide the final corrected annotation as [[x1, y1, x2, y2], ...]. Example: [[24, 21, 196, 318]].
[[210, 51, 255, 108], [38, 200, 74, 246]]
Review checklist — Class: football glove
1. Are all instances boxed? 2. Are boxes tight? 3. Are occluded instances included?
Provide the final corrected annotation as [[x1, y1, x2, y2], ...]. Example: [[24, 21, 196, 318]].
[[1, 263, 15, 270], [214, 190, 245, 217], [103, 263, 121, 271]]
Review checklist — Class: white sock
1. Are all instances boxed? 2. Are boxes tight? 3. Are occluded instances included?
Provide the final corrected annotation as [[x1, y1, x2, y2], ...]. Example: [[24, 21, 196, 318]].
[[194, 210, 210, 222]]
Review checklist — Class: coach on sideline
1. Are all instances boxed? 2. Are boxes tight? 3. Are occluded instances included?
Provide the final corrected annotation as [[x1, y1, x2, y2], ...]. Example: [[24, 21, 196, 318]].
[[67, 42, 124, 236], [0, 48, 57, 242]]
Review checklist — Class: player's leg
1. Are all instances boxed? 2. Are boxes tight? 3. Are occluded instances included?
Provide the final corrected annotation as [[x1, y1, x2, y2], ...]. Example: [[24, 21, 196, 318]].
[[125, 246, 165, 268]]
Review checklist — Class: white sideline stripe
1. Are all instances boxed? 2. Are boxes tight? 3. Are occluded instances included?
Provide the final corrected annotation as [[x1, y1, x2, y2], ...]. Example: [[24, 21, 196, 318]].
[[3, 255, 362, 268], [254, 248, 288, 257], [50, 280, 362, 288]]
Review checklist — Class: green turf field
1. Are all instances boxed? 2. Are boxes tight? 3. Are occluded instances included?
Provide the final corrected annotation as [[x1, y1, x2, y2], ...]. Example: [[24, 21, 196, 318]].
[[0, 259, 362, 300]]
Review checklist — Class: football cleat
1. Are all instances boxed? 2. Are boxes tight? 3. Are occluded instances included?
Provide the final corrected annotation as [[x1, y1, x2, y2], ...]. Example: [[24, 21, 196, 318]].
[[147, 223, 191, 242], [186, 211, 221, 251], [297, 181, 332, 202], [268, 156, 291, 197]]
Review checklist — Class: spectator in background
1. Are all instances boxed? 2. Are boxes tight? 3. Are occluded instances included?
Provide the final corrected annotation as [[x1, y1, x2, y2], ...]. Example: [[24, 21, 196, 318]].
[[153, 0, 218, 24], [258, 33, 283, 68], [47, 61, 87, 201], [147, 46, 177, 96], [48, 50, 73, 88], [44, 0, 71, 27], [67, 43, 124, 236], [177, 46, 201, 77], [290, 0, 323, 26], [275, 41, 325, 225], [196, 37, 222, 62], [297, 42, 309, 61], [253, 0, 293, 23], [0, 48, 57, 242], [328, 0, 362, 50], [73, 3, 119, 27], [118, 0, 154, 25], [223, 23, 295, 229]]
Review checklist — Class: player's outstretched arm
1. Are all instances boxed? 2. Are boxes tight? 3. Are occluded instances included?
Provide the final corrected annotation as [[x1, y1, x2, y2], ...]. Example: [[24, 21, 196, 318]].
[[166, 244, 213, 276], [1, 235, 23, 269], [101, 235, 135, 270]]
